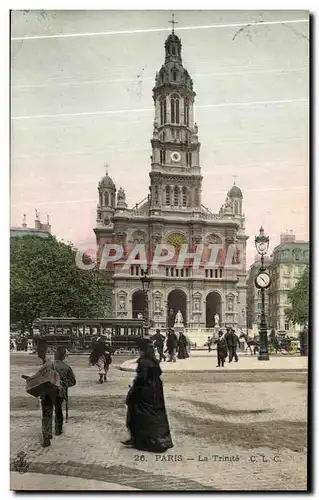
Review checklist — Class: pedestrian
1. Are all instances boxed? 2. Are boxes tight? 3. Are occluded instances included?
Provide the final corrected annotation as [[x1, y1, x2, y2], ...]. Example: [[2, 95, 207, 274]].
[[214, 330, 228, 367], [225, 328, 240, 362], [299, 326, 308, 356], [152, 329, 166, 362], [165, 329, 178, 362], [22, 343, 76, 448], [41, 346, 76, 446], [206, 336, 212, 352], [103, 348, 113, 381], [177, 330, 189, 359], [89, 339, 110, 383], [122, 337, 173, 452]]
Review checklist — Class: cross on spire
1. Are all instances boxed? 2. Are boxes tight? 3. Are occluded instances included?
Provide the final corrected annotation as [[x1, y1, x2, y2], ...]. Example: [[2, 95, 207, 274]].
[[232, 175, 238, 185], [169, 13, 178, 34]]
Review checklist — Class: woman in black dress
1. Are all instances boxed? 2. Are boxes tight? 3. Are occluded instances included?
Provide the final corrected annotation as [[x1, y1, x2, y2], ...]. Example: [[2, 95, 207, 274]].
[[177, 331, 189, 359], [122, 337, 173, 452]]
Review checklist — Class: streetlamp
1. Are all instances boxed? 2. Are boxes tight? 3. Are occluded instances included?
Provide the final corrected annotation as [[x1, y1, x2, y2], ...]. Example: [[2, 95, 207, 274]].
[[141, 267, 151, 335], [254, 226, 271, 361]]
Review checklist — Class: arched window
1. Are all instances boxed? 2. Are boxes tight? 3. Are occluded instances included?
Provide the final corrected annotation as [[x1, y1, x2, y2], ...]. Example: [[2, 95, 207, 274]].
[[104, 192, 109, 206], [172, 45, 176, 56], [165, 186, 170, 205], [234, 201, 239, 214], [173, 70, 177, 80], [160, 97, 167, 125], [195, 188, 200, 206], [182, 187, 187, 206], [160, 149, 166, 164], [174, 186, 179, 206], [171, 94, 180, 124], [186, 152, 192, 167], [154, 186, 159, 205], [184, 98, 190, 126]]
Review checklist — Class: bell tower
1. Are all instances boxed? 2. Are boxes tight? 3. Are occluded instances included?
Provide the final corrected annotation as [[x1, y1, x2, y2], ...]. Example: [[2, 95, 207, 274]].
[[149, 18, 202, 213]]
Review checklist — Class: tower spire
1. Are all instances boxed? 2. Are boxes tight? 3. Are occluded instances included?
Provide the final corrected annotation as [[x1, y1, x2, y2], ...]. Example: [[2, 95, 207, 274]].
[[168, 13, 178, 34]]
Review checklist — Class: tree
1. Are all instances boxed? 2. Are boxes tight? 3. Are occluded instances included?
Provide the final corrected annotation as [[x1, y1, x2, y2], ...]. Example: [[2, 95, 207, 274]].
[[10, 236, 112, 333], [285, 266, 309, 326]]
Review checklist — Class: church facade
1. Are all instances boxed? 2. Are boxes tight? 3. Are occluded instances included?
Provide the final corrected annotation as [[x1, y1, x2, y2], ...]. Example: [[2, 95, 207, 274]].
[[94, 29, 248, 331]]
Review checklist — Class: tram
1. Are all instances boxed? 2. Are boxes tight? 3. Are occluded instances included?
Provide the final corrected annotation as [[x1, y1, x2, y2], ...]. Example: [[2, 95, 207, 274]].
[[33, 317, 146, 353]]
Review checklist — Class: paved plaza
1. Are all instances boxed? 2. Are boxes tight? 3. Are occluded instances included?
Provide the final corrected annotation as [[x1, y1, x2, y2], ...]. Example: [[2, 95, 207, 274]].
[[10, 353, 308, 491]]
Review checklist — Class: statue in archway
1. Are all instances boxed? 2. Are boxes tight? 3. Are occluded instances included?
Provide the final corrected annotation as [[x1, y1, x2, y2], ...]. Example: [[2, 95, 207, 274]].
[[214, 313, 220, 327], [174, 310, 184, 327]]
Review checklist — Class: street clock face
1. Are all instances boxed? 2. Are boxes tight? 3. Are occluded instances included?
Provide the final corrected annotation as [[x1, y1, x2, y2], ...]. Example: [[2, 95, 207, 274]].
[[257, 242, 267, 253], [171, 152, 181, 163], [255, 272, 271, 289]]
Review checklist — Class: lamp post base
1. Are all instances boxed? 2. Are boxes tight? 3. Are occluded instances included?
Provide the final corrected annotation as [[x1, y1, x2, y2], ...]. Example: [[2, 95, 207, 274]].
[[258, 353, 270, 361]]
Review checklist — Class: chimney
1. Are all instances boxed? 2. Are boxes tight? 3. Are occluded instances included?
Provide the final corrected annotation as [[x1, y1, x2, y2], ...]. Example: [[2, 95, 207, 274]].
[[280, 231, 296, 244]]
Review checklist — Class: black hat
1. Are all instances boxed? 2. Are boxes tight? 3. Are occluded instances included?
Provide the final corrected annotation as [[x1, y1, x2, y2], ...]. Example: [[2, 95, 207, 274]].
[[135, 337, 153, 350]]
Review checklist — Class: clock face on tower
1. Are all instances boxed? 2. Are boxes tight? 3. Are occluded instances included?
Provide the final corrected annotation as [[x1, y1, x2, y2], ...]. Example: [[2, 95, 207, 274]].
[[171, 152, 181, 163]]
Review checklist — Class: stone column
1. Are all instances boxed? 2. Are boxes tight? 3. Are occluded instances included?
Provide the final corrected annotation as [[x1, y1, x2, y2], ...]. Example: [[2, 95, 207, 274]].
[[190, 98, 194, 126], [179, 186, 183, 207], [155, 97, 160, 124]]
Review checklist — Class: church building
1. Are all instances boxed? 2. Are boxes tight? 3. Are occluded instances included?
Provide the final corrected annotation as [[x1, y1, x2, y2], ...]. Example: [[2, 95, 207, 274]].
[[94, 28, 248, 331]]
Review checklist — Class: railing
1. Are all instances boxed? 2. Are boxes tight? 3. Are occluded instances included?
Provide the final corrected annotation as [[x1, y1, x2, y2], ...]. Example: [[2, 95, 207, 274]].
[[114, 266, 239, 280], [99, 201, 235, 222]]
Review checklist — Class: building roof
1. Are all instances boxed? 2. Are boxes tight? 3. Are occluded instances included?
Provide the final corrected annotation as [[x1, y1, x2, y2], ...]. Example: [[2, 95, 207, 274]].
[[273, 241, 309, 252], [154, 31, 194, 92], [228, 184, 243, 199], [99, 170, 115, 189], [10, 228, 51, 238]]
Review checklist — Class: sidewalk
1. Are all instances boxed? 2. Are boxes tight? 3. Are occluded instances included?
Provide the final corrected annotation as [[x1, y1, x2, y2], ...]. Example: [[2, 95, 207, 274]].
[[10, 472, 139, 491], [120, 354, 308, 373]]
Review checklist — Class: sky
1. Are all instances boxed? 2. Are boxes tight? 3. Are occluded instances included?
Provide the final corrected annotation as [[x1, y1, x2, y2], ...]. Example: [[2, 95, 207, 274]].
[[10, 9, 309, 266]]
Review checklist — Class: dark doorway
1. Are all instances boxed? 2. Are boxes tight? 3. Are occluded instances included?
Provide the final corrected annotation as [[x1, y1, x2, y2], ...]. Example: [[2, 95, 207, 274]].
[[132, 290, 146, 319], [167, 289, 187, 328], [206, 292, 222, 327]]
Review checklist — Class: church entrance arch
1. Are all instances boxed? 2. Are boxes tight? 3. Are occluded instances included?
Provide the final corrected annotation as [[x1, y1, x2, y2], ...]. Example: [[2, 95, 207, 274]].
[[132, 290, 146, 319], [167, 289, 187, 328], [206, 292, 222, 328]]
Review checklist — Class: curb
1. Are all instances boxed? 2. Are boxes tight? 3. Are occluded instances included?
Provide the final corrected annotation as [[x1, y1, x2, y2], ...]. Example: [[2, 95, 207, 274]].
[[119, 363, 308, 374]]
